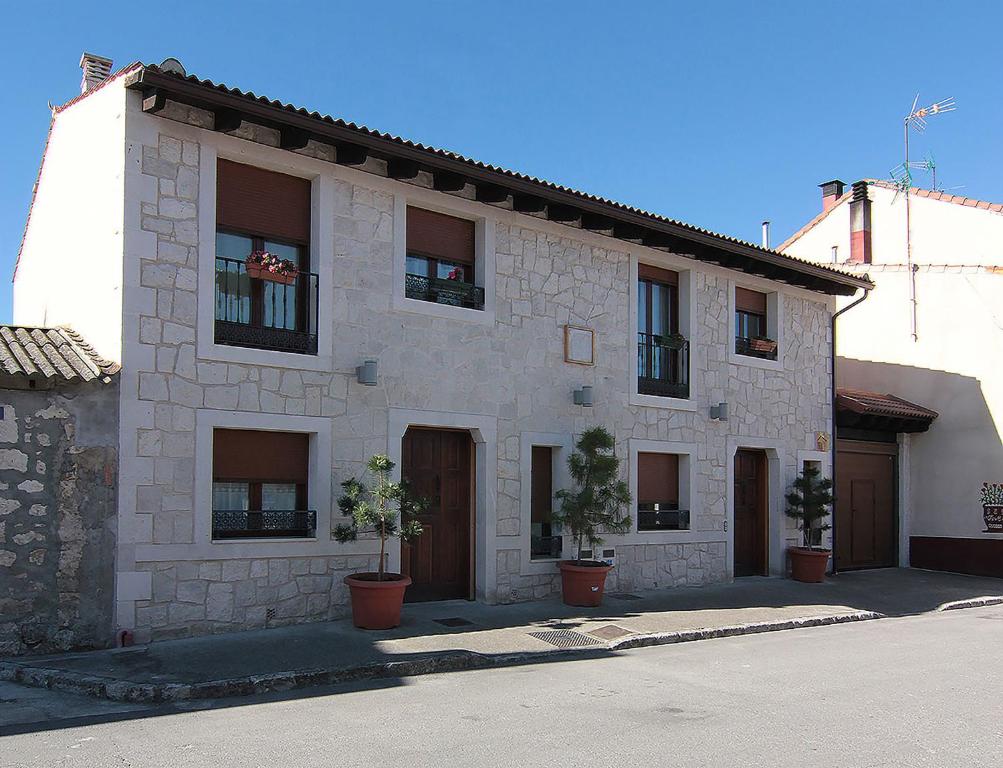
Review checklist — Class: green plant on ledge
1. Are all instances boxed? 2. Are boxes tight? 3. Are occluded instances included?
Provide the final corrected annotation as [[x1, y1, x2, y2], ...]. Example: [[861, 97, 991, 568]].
[[334, 455, 426, 580], [553, 426, 632, 563], [785, 465, 834, 550]]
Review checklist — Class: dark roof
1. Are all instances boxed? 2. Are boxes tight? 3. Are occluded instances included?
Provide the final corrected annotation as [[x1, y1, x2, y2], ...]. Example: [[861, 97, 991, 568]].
[[836, 388, 938, 433], [122, 63, 872, 296], [0, 326, 119, 385]]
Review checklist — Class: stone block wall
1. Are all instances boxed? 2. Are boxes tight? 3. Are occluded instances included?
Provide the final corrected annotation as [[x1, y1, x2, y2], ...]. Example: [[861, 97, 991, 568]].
[[0, 381, 118, 655]]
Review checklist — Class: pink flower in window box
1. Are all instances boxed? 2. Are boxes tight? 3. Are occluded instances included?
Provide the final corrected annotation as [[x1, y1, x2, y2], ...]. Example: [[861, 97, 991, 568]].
[[245, 250, 299, 285]]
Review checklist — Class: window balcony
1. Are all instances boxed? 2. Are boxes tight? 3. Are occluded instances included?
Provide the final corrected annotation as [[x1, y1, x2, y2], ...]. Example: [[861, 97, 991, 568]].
[[212, 509, 317, 540], [214, 256, 319, 355], [735, 336, 778, 361], [637, 332, 689, 399], [405, 273, 485, 310]]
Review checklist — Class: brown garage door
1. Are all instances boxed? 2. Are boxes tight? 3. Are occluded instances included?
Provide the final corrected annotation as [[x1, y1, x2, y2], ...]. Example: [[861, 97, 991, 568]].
[[835, 440, 896, 570]]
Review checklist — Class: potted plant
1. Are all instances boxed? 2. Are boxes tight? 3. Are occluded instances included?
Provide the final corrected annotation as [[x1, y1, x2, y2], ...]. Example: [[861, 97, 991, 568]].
[[785, 465, 833, 582], [553, 426, 632, 607], [245, 250, 299, 285], [334, 455, 425, 629], [981, 483, 1003, 532], [750, 336, 778, 354]]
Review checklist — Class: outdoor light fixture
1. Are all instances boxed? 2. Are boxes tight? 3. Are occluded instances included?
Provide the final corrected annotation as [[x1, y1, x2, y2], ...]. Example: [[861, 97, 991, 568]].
[[573, 385, 594, 407], [356, 359, 378, 386], [710, 402, 729, 421]]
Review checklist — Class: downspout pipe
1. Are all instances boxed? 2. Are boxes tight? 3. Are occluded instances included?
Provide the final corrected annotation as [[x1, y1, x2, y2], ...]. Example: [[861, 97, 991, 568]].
[[829, 284, 871, 574]]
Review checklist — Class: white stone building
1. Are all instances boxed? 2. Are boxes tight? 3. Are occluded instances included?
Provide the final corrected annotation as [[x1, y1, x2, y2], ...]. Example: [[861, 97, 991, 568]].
[[13, 55, 869, 643], [782, 179, 1003, 577]]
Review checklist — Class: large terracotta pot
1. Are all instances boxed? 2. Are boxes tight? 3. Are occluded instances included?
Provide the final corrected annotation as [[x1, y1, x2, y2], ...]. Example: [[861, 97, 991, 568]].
[[559, 561, 613, 607], [344, 573, 412, 630], [789, 548, 830, 583]]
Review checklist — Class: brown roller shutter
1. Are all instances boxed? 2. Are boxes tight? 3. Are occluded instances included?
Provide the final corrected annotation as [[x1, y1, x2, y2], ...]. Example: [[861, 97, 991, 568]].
[[407, 206, 475, 265], [217, 159, 311, 244], [736, 287, 768, 314], [638, 264, 679, 285], [637, 453, 679, 504], [213, 429, 309, 483]]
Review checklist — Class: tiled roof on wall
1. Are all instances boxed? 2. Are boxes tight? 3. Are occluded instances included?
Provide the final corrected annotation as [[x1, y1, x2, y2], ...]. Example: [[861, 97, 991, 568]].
[[0, 326, 119, 384]]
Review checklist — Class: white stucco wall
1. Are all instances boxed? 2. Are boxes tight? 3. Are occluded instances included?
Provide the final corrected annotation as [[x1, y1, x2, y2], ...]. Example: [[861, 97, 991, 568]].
[[13, 77, 127, 362]]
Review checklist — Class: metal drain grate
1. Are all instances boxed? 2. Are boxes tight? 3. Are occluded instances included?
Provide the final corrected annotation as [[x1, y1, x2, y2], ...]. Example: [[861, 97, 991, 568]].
[[608, 592, 643, 601], [432, 617, 474, 627], [588, 624, 634, 641], [528, 629, 602, 648]]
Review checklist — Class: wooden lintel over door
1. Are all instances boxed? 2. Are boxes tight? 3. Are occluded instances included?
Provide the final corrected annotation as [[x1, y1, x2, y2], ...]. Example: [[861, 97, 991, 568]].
[[401, 428, 474, 602], [734, 449, 768, 577]]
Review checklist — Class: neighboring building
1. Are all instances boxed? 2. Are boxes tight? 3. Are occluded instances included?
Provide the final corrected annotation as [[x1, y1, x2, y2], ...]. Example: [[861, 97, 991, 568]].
[[0, 326, 119, 655], [782, 179, 1003, 577], [13, 54, 869, 645]]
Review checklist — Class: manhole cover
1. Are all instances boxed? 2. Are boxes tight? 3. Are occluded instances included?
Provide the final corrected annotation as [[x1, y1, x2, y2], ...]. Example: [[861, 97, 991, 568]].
[[588, 624, 634, 641], [608, 593, 643, 601], [528, 629, 602, 648], [432, 617, 474, 627]]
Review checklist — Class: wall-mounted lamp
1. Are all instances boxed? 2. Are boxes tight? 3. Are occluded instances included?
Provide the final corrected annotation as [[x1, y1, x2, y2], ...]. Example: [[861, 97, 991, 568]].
[[710, 402, 729, 421], [573, 385, 594, 407], [356, 359, 378, 386]]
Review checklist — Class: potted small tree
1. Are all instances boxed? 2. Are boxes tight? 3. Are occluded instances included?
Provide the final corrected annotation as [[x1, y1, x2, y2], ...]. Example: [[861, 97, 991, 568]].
[[335, 455, 425, 629], [553, 426, 632, 607], [785, 465, 833, 582]]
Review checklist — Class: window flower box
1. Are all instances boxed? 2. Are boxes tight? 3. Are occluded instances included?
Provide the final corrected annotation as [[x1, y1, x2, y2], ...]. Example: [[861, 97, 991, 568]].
[[749, 337, 778, 354], [246, 250, 299, 285]]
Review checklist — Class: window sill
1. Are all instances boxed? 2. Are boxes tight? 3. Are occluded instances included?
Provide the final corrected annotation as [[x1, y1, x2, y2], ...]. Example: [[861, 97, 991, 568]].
[[392, 294, 495, 325], [211, 536, 318, 544], [629, 392, 697, 411], [199, 340, 334, 372], [728, 348, 783, 372]]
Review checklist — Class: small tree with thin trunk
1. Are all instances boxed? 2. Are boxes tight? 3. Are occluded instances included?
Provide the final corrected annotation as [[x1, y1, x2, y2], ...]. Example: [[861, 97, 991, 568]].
[[334, 455, 425, 580], [554, 426, 632, 563], [785, 465, 833, 550]]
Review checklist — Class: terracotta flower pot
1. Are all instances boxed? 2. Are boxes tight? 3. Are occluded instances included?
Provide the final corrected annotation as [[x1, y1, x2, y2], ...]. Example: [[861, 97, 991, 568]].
[[245, 263, 298, 285], [344, 573, 412, 630], [789, 547, 830, 583], [750, 338, 778, 354], [558, 561, 613, 607]]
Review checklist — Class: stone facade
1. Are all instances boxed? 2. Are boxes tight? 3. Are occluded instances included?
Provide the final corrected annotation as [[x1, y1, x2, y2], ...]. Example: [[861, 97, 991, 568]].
[[0, 382, 118, 655]]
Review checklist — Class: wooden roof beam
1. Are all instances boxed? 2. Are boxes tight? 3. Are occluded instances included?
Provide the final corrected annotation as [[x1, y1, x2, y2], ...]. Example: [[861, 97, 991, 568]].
[[387, 159, 420, 180]]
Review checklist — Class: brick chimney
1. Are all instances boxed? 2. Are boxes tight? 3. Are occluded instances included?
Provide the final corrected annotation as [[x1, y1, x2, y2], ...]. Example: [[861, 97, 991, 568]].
[[819, 179, 845, 213], [79, 53, 113, 94], [848, 181, 872, 264]]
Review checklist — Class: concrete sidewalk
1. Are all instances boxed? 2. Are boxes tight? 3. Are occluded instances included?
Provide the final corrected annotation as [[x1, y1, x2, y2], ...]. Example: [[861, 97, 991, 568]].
[[3, 568, 1001, 703]]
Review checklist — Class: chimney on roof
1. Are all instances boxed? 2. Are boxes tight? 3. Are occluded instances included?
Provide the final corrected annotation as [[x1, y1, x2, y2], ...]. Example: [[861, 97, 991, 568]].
[[848, 181, 872, 264], [761, 221, 771, 249], [79, 53, 113, 94], [819, 179, 845, 213]]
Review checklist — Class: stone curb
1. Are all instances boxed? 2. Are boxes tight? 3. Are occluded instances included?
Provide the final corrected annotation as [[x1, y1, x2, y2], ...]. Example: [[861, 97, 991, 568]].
[[0, 609, 883, 704], [936, 596, 1003, 612]]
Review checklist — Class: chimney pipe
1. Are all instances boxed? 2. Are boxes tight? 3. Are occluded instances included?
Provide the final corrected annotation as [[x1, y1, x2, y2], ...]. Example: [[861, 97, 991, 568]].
[[79, 53, 113, 94], [848, 181, 872, 264], [819, 179, 845, 213], [761, 221, 771, 249]]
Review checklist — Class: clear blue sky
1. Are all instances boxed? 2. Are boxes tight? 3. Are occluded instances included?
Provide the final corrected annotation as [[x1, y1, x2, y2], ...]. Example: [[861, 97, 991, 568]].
[[2, 1, 1000, 323]]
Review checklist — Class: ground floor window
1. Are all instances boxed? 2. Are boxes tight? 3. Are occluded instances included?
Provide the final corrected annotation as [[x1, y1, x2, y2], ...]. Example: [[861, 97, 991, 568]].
[[211, 428, 314, 539], [530, 446, 562, 559], [637, 452, 689, 530]]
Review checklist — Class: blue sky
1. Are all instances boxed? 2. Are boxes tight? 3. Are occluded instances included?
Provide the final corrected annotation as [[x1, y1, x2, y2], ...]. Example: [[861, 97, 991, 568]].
[[1, 1, 1000, 323]]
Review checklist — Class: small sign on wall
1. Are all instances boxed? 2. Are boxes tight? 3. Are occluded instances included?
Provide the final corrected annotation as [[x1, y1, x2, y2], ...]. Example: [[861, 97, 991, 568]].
[[815, 431, 831, 452], [564, 325, 595, 366]]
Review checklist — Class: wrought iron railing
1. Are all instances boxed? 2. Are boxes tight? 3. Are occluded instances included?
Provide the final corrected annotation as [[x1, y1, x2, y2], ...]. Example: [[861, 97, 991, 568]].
[[637, 333, 689, 398], [637, 503, 690, 531], [212, 509, 317, 539], [405, 273, 485, 310], [735, 336, 778, 360], [531, 534, 563, 561], [214, 256, 319, 354]]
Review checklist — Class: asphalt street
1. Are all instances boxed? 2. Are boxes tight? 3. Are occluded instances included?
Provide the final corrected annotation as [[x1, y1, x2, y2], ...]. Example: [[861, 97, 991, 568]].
[[3, 604, 1001, 767]]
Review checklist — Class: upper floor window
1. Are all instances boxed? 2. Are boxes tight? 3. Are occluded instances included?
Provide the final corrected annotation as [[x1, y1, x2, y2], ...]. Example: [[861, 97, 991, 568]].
[[735, 287, 776, 360], [405, 206, 484, 310], [637, 452, 689, 531], [214, 160, 318, 355], [637, 265, 689, 398], [211, 428, 315, 539]]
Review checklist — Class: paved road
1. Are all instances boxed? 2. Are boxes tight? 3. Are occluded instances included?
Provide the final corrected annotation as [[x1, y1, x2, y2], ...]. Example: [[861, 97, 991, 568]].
[[3, 605, 1002, 767]]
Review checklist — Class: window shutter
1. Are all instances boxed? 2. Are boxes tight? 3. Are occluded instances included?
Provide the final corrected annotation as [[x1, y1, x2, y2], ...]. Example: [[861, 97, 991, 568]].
[[637, 453, 679, 504], [638, 264, 679, 285], [213, 429, 309, 483], [216, 159, 311, 244], [735, 287, 768, 314], [406, 206, 475, 265]]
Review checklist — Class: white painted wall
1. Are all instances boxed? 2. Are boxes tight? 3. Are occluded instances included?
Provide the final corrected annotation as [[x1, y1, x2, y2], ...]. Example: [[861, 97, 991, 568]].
[[13, 78, 127, 362]]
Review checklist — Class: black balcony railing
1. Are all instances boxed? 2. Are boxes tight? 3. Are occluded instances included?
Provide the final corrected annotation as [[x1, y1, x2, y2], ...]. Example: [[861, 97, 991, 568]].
[[735, 336, 778, 360], [637, 332, 689, 399], [637, 503, 690, 531], [405, 273, 485, 310], [214, 257, 319, 355], [212, 509, 317, 540]]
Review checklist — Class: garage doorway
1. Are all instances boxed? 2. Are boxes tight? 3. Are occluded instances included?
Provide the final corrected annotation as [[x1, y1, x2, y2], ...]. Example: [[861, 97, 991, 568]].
[[835, 440, 896, 570]]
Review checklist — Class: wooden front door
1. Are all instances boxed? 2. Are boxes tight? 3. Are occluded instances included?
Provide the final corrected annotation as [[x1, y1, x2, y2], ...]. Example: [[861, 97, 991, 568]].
[[734, 449, 768, 577], [835, 441, 896, 570], [401, 428, 473, 602]]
